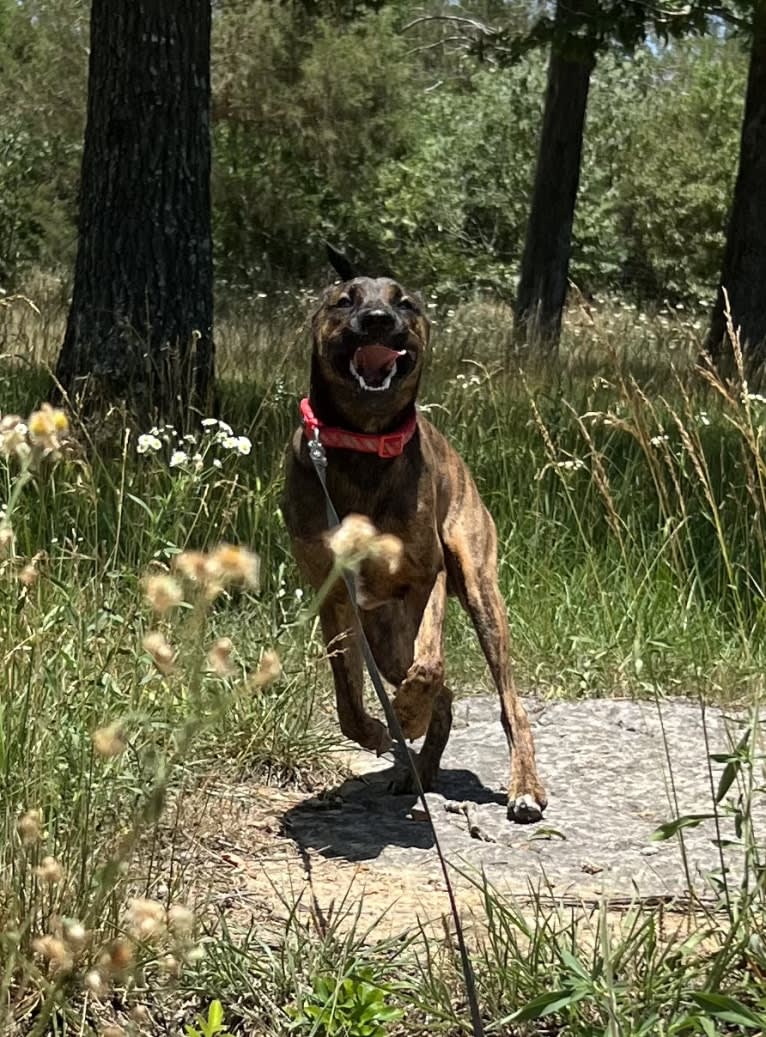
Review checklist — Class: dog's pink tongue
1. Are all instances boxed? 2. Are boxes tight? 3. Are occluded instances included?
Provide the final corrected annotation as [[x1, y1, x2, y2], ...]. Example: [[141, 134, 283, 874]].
[[354, 344, 405, 381]]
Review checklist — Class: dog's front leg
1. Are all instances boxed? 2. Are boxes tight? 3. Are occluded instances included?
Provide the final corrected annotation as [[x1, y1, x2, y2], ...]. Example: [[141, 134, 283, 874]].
[[320, 595, 393, 755], [392, 570, 447, 741], [388, 570, 452, 791]]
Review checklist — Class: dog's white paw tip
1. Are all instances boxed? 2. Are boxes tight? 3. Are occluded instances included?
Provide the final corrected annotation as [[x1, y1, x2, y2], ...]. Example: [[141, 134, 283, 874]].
[[508, 794, 544, 824]]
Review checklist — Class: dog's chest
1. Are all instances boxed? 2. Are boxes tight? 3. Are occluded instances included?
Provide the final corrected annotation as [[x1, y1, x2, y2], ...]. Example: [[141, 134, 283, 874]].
[[324, 448, 429, 527]]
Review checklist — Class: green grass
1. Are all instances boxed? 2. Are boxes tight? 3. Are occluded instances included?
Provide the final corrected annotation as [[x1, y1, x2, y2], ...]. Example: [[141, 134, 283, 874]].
[[1, 287, 766, 1033]]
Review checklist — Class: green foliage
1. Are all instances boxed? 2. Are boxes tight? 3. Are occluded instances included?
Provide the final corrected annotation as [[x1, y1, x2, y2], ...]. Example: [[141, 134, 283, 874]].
[[0, 0, 86, 284], [185, 1000, 234, 1037], [576, 38, 746, 303], [211, 2, 418, 285], [289, 968, 403, 1036], [477, 0, 751, 62], [0, 0, 752, 303], [361, 60, 545, 293]]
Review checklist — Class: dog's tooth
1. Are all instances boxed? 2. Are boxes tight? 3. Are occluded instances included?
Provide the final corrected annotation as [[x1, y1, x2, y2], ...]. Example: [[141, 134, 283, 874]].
[[349, 357, 397, 392]]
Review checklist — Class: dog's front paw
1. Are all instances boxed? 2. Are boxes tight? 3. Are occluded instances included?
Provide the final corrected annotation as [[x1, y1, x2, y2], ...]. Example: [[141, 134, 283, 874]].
[[507, 793, 545, 824]]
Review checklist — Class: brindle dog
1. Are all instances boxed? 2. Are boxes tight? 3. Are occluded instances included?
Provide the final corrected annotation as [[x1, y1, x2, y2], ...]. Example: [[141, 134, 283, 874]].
[[282, 248, 547, 822]]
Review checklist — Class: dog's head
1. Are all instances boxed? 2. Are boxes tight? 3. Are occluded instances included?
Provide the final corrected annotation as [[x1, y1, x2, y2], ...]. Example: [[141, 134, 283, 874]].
[[310, 245, 430, 432]]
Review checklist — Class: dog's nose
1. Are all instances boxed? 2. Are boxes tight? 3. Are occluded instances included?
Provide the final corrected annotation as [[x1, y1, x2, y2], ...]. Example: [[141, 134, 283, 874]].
[[356, 307, 397, 336]]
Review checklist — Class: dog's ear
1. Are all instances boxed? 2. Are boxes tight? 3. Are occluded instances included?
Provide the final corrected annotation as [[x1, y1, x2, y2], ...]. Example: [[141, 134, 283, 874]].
[[325, 241, 358, 282]]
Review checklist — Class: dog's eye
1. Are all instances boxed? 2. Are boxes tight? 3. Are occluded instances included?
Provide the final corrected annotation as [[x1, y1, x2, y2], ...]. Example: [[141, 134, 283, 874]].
[[334, 295, 352, 309], [399, 297, 417, 312]]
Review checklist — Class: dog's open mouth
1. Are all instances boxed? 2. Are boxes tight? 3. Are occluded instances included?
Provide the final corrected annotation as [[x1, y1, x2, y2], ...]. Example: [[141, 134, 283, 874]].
[[349, 344, 408, 392]]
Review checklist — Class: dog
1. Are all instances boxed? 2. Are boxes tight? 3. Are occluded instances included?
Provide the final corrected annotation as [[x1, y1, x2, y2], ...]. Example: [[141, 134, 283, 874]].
[[281, 247, 547, 822]]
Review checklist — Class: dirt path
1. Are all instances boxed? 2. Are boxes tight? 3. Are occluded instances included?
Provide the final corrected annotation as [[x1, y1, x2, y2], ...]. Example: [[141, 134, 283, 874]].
[[177, 696, 758, 935]]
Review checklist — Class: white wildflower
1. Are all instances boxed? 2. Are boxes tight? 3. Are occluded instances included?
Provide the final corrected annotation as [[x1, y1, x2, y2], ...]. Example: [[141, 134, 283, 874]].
[[650, 434, 670, 447], [201, 418, 218, 429], [169, 450, 188, 468], [555, 459, 586, 471], [137, 434, 162, 455]]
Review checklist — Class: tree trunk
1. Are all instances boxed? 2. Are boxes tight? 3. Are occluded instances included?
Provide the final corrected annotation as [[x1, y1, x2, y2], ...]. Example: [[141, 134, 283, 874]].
[[513, 12, 595, 355], [56, 0, 214, 425], [707, 4, 766, 380]]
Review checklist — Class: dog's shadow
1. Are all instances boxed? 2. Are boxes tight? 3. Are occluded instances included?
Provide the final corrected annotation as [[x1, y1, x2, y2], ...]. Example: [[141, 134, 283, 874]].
[[281, 763, 506, 863]]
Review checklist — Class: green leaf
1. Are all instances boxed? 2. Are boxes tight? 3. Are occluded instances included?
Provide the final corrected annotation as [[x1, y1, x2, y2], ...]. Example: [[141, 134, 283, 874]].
[[697, 1016, 719, 1037], [529, 826, 567, 841], [125, 492, 155, 519], [689, 992, 766, 1029], [651, 814, 713, 841], [714, 727, 751, 803], [511, 987, 587, 1021], [559, 948, 591, 982], [370, 1006, 403, 1022], [207, 1000, 224, 1034]]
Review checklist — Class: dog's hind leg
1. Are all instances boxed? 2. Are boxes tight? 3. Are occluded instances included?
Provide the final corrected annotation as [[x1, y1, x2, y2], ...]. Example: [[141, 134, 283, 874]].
[[445, 522, 547, 823], [320, 597, 393, 755]]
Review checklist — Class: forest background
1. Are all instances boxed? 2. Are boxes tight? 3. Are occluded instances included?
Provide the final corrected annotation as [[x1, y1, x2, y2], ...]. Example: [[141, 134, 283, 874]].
[[0, 0, 747, 310]]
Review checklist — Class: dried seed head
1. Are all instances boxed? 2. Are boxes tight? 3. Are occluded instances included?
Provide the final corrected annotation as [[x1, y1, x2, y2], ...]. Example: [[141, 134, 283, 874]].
[[100, 1027, 126, 1037], [142, 574, 183, 615], [99, 939, 134, 974], [161, 953, 180, 978], [207, 544, 260, 590], [63, 919, 87, 951], [32, 934, 73, 972], [92, 722, 127, 759], [36, 856, 64, 884], [251, 649, 281, 689], [0, 415, 29, 459], [19, 562, 38, 587], [327, 514, 377, 565], [126, 897, 165, 941], [0, 523, 13, 558], [129, 1005, 150, 1025], [142, 631, 175, 675], [184, 943, 205, 963], [369, 533, 404, 575], [17, 808, 43, 845], [206, 637, 235, 677], [84, 968, 107, 996], [27, 404, 69, 453], [172, 550, 213, 588], [167, 903, 195, 936]]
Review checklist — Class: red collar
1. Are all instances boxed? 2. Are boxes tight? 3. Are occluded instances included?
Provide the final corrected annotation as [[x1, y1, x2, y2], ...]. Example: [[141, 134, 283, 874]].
[[300, 397, 417, 459]]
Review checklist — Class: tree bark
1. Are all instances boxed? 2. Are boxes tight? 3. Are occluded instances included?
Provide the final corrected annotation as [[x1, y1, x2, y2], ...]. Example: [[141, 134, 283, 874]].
[[513, 12, 595, 355], [707, 4, 766, 379], [56, 0, 214, 424]]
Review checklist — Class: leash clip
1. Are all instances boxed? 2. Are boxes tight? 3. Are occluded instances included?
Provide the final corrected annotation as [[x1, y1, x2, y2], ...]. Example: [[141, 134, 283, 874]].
[[308, 427, 327, 469]]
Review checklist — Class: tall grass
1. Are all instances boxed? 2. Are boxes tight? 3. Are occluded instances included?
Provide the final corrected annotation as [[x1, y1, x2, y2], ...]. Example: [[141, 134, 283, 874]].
[[1, 284, 766, 1032]]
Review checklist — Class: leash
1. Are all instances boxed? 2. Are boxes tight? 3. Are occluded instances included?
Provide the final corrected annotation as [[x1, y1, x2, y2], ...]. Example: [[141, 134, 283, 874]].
[[306, 427, 485, 1037]]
